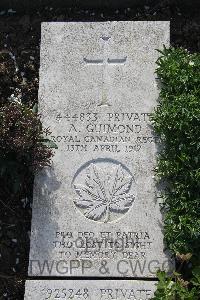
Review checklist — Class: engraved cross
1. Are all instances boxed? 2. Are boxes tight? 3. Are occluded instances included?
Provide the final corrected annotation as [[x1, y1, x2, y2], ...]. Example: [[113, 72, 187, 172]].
[[84, 36, 127, 106]]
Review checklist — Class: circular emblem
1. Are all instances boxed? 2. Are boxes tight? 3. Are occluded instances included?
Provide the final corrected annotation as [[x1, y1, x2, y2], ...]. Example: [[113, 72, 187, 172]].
[[73, 159, 135, 223]]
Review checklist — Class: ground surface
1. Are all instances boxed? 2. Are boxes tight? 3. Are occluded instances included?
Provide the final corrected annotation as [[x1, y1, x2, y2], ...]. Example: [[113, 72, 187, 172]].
[[0, 2, 200, 299]]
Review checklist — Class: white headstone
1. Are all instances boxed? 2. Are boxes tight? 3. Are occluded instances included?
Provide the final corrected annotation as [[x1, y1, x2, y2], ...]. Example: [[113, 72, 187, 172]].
[[28, 21, 172, 277]]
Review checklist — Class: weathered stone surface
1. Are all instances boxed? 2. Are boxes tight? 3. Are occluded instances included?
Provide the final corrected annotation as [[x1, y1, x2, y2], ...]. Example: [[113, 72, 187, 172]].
[[24, 280, 157, 299], [28, 21, 173, 277]]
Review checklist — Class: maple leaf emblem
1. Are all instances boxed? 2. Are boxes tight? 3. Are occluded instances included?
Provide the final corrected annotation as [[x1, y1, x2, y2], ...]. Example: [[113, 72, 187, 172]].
[[74, 163, 135, 223]]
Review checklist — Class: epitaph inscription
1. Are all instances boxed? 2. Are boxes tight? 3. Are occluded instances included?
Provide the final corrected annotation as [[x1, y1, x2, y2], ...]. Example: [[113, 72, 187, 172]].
[[28, 21, 172, 277]]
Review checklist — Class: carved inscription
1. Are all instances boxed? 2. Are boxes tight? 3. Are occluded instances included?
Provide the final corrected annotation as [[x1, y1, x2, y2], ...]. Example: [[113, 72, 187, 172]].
[[42, 287, 153, 299], [53, 231, 153, 261], [45, 111, 160, 153]]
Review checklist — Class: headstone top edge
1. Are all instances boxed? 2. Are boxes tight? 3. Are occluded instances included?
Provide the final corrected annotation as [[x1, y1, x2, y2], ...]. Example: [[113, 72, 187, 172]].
[[41, 20, 170, 28]]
